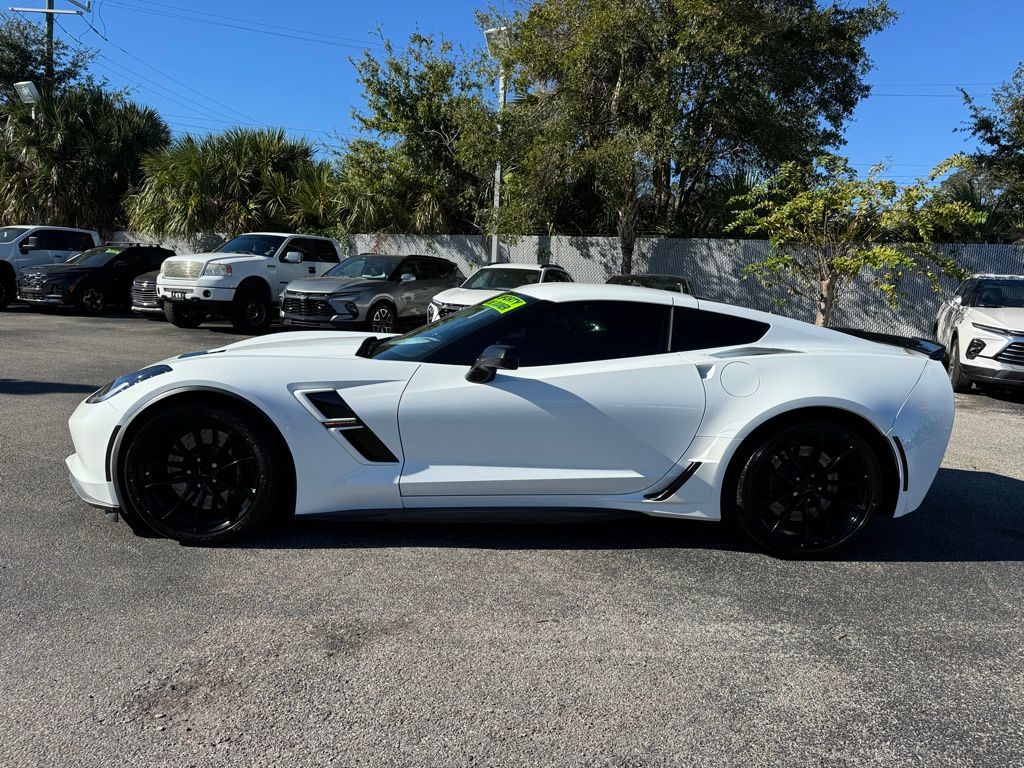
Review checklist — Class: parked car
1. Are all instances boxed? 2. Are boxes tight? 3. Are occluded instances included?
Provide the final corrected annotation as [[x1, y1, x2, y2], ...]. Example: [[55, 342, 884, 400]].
[[607, 273, 692, 294], [935, 273, 1024, 392], [157, 232, 342, 332], [67, 283, 953, 557], [131, 270, 164, 317], [427, 263, 573, 322], [280, 253, 463, 333], [0, 225, 100, 309], [17, 243, 174, 315]]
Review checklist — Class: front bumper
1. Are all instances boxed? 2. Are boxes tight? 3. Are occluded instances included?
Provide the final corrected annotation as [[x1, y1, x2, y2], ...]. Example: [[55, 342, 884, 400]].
[[131, 303, 164, 314], [66, 399, 123, 509], [962, 363, 1024, 387], [157, 280, 237, 304], [18, 291, 68, 306]]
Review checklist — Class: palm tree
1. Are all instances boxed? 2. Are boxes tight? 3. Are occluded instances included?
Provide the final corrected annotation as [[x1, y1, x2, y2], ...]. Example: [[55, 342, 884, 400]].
[[0, 87, 169, 235], [128, 127, 329, 239]]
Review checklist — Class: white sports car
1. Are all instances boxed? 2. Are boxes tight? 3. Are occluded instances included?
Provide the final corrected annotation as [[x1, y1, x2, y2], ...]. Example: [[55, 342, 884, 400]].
[[67, 284, 954, 557]]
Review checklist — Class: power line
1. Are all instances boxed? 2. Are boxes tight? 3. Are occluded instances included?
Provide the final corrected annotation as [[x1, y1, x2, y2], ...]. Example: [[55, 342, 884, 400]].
[[103, 0, 384, 52]]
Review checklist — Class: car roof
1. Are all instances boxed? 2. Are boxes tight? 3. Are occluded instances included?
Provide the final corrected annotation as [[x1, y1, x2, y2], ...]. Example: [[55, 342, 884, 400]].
[[246, 232, 332, 239], [476, 263, 565, 272], [972, 273, 1024, 280], [10, 225, 97, 233]]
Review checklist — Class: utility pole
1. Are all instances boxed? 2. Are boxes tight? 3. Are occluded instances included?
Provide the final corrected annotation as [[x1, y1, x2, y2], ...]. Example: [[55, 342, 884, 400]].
[[45, 0, 54, 88], [484, 27, 509, 265]]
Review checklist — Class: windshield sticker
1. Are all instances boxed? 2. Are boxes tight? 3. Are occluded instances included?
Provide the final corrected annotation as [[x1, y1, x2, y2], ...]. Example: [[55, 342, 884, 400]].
[[483, 294, 526, 314], [105, 248, 121, 254]]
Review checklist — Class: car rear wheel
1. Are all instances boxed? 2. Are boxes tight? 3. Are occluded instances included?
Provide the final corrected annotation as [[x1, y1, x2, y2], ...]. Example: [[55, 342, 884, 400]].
[[366, 301, 396, 334], [0, 271, 14, 310], [230, 285, 271, 333], [948, 338, 973, 393], [121, 405, 283, 544], [732, 421, 884, 558], [76, 285, 106, 315], [164, 301, 205, 328]]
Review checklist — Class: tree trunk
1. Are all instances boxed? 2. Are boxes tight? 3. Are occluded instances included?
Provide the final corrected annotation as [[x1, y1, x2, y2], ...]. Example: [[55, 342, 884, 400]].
[[618, 166, 639, 275], [815, 272, 839, 327]]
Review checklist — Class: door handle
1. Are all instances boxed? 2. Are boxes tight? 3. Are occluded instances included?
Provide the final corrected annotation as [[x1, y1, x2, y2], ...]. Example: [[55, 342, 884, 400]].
[[307, 266, 316, 274]]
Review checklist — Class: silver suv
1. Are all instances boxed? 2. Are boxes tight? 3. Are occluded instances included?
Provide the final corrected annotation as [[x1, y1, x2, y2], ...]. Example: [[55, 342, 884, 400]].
[[280, 253, 464, 333]]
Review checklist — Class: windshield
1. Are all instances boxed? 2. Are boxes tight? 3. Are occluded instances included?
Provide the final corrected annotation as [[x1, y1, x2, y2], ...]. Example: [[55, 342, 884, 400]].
[[214, 234, 286, 256], [65, 247, 119, 266], [327, 254, 401, 280], [974, 280, 1024, 309], [372, 293, 540, 363], [0, 227, 28, 244], [462, 267, 541, 290]]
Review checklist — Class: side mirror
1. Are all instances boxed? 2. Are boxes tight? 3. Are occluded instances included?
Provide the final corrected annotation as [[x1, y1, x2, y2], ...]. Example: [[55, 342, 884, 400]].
[[400, 272, 416, 283], [283, 250, 303, 264], [20, 235, 39, 253], [466, 344, 519, 384]]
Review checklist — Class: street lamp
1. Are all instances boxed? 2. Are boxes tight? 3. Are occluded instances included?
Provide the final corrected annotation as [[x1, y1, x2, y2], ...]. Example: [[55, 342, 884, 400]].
[[484, 26, 509, 264], [14, 80, 41, 120]]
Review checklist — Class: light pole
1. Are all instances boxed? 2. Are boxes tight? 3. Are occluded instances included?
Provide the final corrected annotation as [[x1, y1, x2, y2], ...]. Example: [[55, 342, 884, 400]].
[[484, 26, 509, 265], [14, 80, 41, 120]]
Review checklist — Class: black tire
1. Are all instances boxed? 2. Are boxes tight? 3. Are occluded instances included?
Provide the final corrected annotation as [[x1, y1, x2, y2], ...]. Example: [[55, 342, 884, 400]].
[[230, 284, 272, 333], [365, 301, 397, 334], [121, 405, 284, 544], [948, 338, 973, 394], [75, 284, 106, 315], [164, 301, 205, 328], [731, 421, 884, 558], [0, 269, 15, 310]]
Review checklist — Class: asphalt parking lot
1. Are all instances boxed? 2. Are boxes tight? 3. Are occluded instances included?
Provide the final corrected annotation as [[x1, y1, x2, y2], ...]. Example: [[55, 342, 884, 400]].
[[2, 307, 1023, 768]]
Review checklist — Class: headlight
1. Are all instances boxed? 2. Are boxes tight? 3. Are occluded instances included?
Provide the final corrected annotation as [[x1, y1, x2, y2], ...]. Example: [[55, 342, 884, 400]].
[[203, 263, 233, 277], [86, 365, 172, 403], [971, 322, 1012, 336]]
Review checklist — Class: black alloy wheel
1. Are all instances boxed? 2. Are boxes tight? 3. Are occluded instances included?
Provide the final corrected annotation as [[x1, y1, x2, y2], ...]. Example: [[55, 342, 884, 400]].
[[230, 287, 271, 333], [368, 302, 396, 334], [122, 406, 283, 543], [733, 421, 884, 557], [164, 301, 205, 328], [77, 285, 106, 315]]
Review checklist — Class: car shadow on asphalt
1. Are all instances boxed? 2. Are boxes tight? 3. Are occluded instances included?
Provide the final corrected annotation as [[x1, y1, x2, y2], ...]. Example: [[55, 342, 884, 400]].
[[232, 467, 1024, 563], [0, 378, 99, 395]]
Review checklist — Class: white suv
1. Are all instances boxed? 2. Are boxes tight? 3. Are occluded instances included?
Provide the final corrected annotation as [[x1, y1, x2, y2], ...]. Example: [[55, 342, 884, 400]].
[[935, 273, 1024, 392], [0, 225, 100, 309], [427, 263, 573, 322], [157, 232, 342, 332]]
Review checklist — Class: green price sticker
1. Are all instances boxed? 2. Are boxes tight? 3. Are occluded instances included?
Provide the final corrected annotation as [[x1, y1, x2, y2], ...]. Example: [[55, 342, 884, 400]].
[[482, 294, 526, 314], [105, 248, 121, 254]]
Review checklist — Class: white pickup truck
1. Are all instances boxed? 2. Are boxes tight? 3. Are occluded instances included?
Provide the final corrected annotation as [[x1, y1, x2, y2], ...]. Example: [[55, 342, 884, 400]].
[[156, 232, 342, 332], [0, 225, 100, 309]]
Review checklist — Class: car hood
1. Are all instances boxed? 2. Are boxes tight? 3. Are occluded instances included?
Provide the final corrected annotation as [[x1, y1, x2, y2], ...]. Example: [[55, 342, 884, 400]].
[[164, 252, 270, 267], [21, 264, 97, 277], [971, 307, 1024, 333], [431, 287, 504, 306], [165, 331, 388, 364], [284, 277, 387, 295]]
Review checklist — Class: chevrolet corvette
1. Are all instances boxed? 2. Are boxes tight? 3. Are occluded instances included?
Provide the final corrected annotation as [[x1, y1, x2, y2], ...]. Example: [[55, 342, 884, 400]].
[[67, 283, 954, 556]]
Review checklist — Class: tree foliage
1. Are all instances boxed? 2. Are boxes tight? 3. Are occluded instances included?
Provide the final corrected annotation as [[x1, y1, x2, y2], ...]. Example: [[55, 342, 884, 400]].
[[728, 156, 980, 326], [0, 16, 96, 104], [0, 87, 169, 235], [343, 33, 499, 235], [482, 0, 895, 271], [128, 128, 337, 239]]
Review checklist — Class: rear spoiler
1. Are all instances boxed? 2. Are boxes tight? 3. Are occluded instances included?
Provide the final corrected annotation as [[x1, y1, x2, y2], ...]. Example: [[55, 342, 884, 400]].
[[833, 328, 945, 361]]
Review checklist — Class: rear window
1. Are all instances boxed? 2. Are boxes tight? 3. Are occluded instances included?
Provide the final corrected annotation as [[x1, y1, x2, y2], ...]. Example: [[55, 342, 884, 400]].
[[671, 307, 770, 351]]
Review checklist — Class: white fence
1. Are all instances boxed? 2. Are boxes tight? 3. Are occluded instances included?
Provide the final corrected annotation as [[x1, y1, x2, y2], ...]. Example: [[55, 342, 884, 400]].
[[118, 231, 1024, 338]]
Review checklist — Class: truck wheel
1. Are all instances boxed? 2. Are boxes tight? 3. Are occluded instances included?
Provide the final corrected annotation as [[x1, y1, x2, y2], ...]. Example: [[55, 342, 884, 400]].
[[230, 285, 271, 333], [0, 269, 14, 310], [164, 301, 205, 328]]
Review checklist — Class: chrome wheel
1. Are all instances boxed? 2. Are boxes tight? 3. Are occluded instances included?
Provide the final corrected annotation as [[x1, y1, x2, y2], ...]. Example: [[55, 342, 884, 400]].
[[370, 304, 395, 333]]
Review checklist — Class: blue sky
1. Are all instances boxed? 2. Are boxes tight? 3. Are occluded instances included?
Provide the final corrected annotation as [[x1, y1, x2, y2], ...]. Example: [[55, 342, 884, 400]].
[[19, 0, 1024, 180]]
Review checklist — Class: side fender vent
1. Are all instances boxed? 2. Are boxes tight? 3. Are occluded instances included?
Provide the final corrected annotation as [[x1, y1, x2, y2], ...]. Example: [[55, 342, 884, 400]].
[[298, 389, 398, 463]]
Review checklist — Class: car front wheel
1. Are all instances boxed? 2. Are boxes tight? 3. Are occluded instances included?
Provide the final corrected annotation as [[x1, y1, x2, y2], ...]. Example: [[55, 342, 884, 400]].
[[366, 302, 396, 334], [948, 338, 973, 393], [76, 285, 106, 315], [164, 301, 205, 328], [732, 421, 884, 558], [230, 286, 271, 333], [121, 405, 284, 544]]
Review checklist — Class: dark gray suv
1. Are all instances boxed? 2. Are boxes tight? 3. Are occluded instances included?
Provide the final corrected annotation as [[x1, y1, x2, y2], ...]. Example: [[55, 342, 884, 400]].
[[280, 253, 464, 332]]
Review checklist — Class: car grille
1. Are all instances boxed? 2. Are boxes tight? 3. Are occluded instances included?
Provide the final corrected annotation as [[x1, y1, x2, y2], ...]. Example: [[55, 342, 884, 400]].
[[132, 279, 159, 307], [18, 272, 45, 289], [162, 260, 204, 279], [995, 342, 1024, 367], [283, 295, 331, 318]]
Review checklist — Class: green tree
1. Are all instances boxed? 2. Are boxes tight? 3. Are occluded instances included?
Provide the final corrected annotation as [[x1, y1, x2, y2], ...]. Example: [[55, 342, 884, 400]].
[[0, 87, 169, 235], [128, 127, 332, 238], [0, 16, 96, 103], [484, 0, 895, 272], [344, 33, 499, 234], [728, 155, 981, 327]]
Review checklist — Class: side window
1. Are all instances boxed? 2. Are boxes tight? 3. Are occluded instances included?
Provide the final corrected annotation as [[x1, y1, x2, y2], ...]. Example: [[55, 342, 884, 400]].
[[312, 239, 340, 263], [395, 258, 424, 279], [542, 269, 571, 283], [496, 301, 670, 366], [671, 307, 770, 352], [282, 238, 312, 261], [419, 258, 453, 280], [34, 230, 65, 249], [960, 279, 977, 306], [71, 232, 96, 251]]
